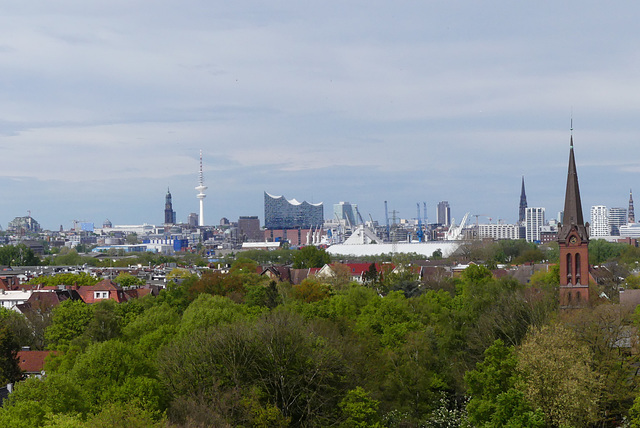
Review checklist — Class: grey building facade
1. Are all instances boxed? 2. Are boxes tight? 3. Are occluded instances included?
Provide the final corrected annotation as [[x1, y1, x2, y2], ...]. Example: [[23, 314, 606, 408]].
[[264, 192, 323, 230]]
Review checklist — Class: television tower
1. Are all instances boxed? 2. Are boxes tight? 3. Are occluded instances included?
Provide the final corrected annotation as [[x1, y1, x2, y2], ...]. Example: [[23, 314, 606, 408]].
[[195, 150, 207, 226]]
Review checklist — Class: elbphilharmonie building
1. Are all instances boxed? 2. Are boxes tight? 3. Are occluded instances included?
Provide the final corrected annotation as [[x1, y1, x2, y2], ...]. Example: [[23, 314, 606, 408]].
[[264, 192, 324, 229]]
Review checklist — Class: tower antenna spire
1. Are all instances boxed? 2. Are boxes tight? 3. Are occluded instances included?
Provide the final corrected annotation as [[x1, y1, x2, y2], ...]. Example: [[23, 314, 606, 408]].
[[195, 150, 208, 227], [570, 109, 574, 140]]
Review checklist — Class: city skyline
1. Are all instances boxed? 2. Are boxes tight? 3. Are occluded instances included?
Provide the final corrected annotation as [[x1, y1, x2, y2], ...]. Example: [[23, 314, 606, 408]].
[[2, 2, 640, 229]]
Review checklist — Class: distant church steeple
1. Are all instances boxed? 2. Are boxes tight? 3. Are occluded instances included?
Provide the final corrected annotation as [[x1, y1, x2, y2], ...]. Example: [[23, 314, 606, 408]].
[[164, 188, 176, 225], [629, 189, 635, 223], [558, 134, 590, 308], [519, 176, 528, 224]]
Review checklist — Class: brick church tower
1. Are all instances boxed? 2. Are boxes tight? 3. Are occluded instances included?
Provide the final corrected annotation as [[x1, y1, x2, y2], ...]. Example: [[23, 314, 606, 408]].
[[558, 136, 590, 308]]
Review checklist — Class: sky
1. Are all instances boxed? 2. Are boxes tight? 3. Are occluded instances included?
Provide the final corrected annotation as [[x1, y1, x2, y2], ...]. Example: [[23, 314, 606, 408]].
[[1, 1, 640, 230]]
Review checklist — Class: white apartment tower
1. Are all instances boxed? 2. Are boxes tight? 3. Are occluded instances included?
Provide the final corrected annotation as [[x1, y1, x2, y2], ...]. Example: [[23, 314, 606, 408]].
[[478, 223, 524, 240], [590, 205, 609, 237], [525, 207, 545, 242]]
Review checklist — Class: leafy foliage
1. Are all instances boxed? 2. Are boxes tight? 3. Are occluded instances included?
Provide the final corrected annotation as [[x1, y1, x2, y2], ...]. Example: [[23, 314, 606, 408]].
[[0, 327, 22, 385], [3, 249, 640, 427], [26, 272, 99, 287], [292, 246, 331, 269], [0, 244, 39, 266]]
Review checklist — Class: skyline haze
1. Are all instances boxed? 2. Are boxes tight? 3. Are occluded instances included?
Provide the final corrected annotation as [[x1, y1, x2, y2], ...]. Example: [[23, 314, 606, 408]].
[[1, 2, 639, 229]]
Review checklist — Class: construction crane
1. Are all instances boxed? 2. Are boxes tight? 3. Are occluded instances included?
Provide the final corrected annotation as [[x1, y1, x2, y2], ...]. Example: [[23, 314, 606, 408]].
[[416, 203, 425, 242], [473, 214, 493, 226], [423, 202, 427, 225], [445, 212, 471, 240], [384, 201, 390, 240], [355, 206, 365, 225]]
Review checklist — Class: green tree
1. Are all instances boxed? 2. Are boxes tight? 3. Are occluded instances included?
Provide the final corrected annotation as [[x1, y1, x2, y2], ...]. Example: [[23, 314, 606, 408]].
[[292, 246, 331, 269], [379, 330, 448, 422], [45, 300, 94, 351], [512, 248, 545, 265], [26, 272, 99, 287], [230, 257, 259, 275], [121, 303, 181, 356], [0, 307, 34, 348], [0, 327, 22, 385], [66, 339, 167, 412], [292, 277, 332, 303], [362, 263, 379, 287], [160, 310, 349, 427], [518, 323, 602, 427], [0, 374, 88, 427], [339, 387, 382, 428], [465, 340, 544, 428], [52, 248, 83, 266], [0, 244, 39, 266], [568, 305, 639, 424], [245, 280, 282, 309], [178, 293, 259, 336], [589, 239, 626, 265], [83, 300, 122, 343], [626, 274, 640, 289], [114, 272, 145, 288]]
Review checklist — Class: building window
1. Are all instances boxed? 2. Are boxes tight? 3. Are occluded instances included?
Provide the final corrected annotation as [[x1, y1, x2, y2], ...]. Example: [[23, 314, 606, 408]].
[[575, 253, 581, 283], [94, 291, 109, 299], [566, 253, 572, 284]]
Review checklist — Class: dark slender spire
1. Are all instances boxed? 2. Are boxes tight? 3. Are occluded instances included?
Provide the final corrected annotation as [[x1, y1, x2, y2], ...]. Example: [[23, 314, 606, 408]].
[[630, 189, 635, 223], [563, 136, 584, 227], [519, 176, 528, 223]]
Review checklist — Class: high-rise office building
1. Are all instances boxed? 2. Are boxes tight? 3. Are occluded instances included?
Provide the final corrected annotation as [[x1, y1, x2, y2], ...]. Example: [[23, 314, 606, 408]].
[[264, 192, 324, 229], [334, 202, 359, 227], [525, 207, 545, 242], [437, 201, 451, 226], [188, 213, 199, 228], [590, 205, 609, 237], [608, 207, 627, 236], [238, 216, 262, 242]]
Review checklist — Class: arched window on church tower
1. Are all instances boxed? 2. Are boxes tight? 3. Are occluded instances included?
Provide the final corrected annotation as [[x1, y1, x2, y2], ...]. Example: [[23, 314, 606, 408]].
[[566, 253, 572, 284], [575, 253, 581, 284]]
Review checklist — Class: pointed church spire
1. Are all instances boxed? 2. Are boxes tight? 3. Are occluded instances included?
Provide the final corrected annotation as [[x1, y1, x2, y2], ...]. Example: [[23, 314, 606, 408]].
[[558, 130, 590, 308], [563, 136, 584, 226], [519, 176, 528, 223], [558, 135, 588, 242], [629, 189, 635, 223]]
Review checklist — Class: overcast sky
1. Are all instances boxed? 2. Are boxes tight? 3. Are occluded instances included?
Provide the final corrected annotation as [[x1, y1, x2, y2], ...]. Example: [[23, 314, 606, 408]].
[[1, 1, 639, 230]]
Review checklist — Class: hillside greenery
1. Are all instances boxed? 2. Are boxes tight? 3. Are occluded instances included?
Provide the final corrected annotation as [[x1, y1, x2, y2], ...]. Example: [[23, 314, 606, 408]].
[[2, 244, 640, 426]]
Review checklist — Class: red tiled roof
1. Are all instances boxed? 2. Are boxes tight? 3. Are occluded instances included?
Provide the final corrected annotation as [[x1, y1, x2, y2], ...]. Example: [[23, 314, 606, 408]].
[[17, 350, 59, 374], [76, 279, 127, 303]]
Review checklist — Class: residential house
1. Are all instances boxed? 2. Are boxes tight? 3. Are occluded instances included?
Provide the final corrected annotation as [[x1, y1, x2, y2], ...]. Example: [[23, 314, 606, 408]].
[[17, 350, 59, 379], [75, 279, 128, 304]]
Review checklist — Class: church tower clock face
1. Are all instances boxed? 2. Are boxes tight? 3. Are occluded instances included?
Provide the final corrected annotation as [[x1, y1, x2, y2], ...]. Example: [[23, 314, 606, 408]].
[[569, 236, 577, 244]]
